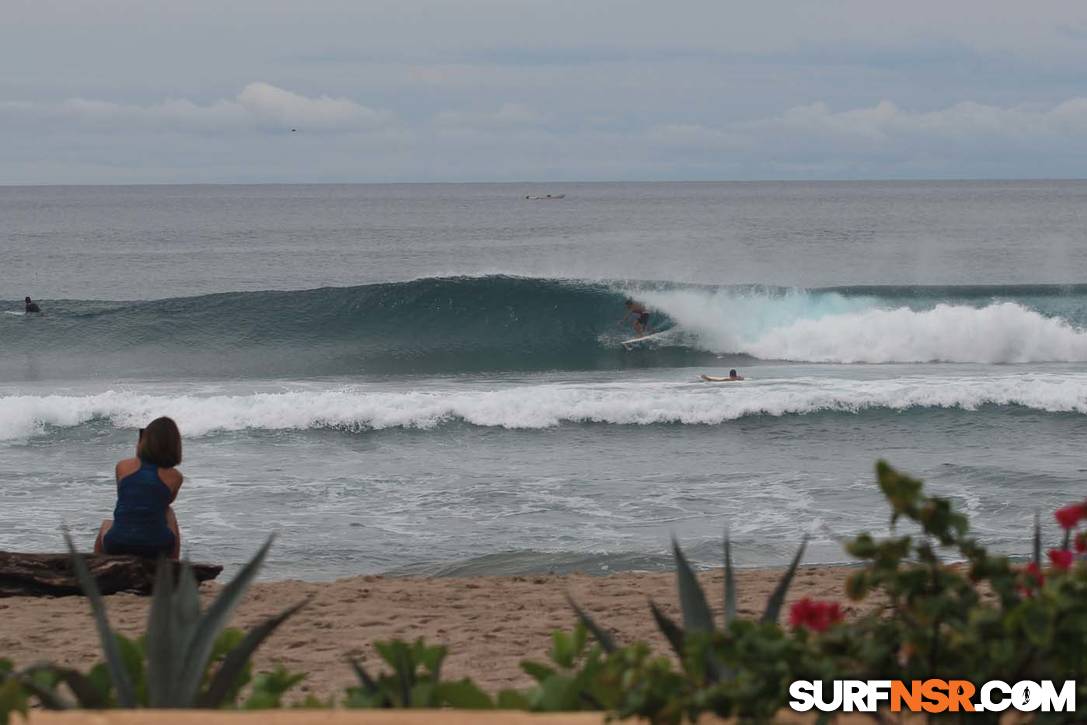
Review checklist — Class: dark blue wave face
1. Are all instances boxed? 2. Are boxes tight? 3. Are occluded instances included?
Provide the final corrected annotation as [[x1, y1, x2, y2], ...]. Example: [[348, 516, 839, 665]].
[[1, 277, 712, 381], [5, 276, 1087, 381]]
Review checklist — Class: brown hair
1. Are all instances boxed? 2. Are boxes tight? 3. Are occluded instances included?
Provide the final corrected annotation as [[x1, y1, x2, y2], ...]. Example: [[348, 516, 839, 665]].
[[138, 417, 182, 468]]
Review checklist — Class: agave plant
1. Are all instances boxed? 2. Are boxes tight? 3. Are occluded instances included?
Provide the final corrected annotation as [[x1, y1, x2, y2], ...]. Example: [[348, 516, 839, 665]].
[[569, 532, 808, 678], [18, 534, 305, 710]]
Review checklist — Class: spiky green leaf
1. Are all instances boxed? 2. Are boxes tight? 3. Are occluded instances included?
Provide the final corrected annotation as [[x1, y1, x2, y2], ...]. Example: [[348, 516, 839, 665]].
[[173, 561, 202, 640], [565, 595, 618, 653], [395, 644, 412, 706], [648, 600, 684, 660], [198, 599, 307, 708], [174, 535, 274, 705], [672, 538, 715, 633], [63, 532, 137, 707], [723, 533, 737, 626], [762, 537, 807, 625], [349, 659, 378, 694], [520, 661, 556, 683], [145, 556, 178, 707]]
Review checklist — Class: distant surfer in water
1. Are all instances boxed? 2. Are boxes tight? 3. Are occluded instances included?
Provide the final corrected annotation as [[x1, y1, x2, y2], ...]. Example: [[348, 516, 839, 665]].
[[24, 296, 41, 314], [621, 299, 652, 337], [701, 369, 744, 382]]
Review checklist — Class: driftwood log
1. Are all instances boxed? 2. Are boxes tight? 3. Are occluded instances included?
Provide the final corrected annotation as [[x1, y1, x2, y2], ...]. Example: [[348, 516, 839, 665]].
[[0, 551, 222, 597]]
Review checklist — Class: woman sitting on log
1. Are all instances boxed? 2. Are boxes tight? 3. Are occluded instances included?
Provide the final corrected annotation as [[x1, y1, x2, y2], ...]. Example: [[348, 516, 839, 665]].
[[94, 417, 184, 559]]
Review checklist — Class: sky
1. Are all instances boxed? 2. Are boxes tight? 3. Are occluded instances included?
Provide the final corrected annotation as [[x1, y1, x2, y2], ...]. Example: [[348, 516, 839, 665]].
[[3, 0, 1087, 183]]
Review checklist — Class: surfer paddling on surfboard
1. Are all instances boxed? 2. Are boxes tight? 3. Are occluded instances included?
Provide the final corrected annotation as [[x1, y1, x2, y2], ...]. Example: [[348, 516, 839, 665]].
[[24, 296, 41, 314], [701, 369, 744, 382], [620, 299, 652, 337]]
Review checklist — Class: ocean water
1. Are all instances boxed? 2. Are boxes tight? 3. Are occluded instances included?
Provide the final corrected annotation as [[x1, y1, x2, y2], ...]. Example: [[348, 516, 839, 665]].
[[2, 181, 1087, 579]]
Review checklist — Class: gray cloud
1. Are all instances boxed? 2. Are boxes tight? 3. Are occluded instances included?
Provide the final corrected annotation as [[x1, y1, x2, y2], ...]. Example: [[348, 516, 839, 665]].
[[766, 99, 1087, 143], [2, 83, 390, 133], [3, 1, 1087, 182], [646, 97, 1087, 177]]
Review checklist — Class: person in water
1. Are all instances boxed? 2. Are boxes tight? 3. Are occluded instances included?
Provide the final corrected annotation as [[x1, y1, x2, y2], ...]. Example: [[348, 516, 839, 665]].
[[24, 296, 41, 313], [702, 369, 745, 382], [94, 417, 184, 559], [621, 299, 652, 336]]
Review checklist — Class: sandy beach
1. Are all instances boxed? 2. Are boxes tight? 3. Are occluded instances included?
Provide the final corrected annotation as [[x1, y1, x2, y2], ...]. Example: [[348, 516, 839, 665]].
[[0, 565, 874, 701]]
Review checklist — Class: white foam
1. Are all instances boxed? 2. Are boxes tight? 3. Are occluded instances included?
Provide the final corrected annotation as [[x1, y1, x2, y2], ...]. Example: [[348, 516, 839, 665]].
[[635, 288, 1087, 363], [4, 374, 1087, 440], [745, 303, 1087, 363]]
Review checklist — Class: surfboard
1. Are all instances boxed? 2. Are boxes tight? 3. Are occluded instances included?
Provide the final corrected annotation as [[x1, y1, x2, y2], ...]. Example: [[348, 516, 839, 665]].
[[621, 331, 666, 348], [701, 374, 740, 382]]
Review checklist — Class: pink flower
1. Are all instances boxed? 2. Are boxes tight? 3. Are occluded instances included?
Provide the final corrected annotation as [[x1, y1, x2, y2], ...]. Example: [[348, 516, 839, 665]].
[[1048, 548, 1074, 570], [789, 598, 844, 632], [1054, 503, 1087, 530]]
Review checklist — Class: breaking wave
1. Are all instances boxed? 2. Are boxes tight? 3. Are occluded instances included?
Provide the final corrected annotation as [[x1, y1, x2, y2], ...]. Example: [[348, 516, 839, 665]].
[[5, 373, 1087, 440], [5, 276, 1087, 379]]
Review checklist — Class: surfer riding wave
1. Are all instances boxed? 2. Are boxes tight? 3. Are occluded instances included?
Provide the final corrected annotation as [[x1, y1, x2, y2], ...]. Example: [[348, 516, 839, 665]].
[[621, 299, 652, 337]]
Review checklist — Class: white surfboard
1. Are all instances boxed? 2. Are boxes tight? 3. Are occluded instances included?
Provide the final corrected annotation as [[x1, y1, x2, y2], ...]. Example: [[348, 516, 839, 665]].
[[701, 374, 743, 382], [621, 331, 667, 348]]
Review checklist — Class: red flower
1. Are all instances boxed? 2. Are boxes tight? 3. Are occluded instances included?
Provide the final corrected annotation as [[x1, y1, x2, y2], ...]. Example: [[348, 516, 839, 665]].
[[1019, 562, 1045, 595], [1076, 532, 1087, 554], [1054, 503, 1087, 530], [789, 598, 844, 632], [1048, 548, 1074, 570]]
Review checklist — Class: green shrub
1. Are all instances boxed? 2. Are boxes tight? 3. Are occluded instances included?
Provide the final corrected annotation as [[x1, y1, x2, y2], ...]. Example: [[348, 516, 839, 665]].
[[0, 659, 28, 725], [521, 461, 1087, 723], [827, 461, 1087, 722], [344, 638, 493, 709], [514, 623, 685, 720]]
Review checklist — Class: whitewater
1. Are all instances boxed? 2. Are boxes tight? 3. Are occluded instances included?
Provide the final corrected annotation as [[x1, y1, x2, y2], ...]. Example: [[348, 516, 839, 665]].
[[4, 371, 1087, 440], [639, 288, 1087, 364]]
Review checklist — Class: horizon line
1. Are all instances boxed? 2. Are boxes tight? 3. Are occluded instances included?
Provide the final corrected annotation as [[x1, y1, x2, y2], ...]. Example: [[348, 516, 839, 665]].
[[3, 176, 1087, 189]]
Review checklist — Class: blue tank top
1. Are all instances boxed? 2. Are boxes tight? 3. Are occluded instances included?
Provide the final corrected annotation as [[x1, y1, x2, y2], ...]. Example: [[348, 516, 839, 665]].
[[109, 460, 174, 548]]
